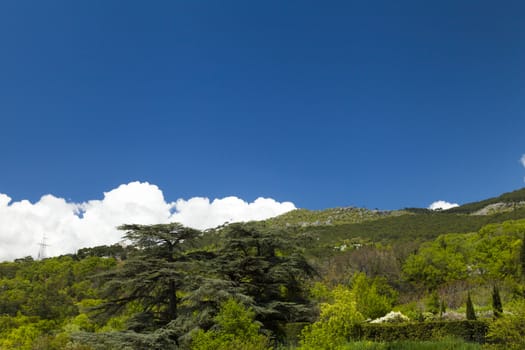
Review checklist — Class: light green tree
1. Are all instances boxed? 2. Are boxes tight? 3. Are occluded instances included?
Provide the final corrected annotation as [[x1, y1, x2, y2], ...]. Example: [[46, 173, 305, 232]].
[[349, 272, 396, 319], [402, 234, 470, 289], [191, 299, 271, 350], [299, 286, 364, 350]]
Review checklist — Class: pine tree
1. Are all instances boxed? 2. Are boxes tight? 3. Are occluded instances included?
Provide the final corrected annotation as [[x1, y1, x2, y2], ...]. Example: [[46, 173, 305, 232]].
[[492, 285, 503, 319], [95, 223, 202, 328], [466, 292, 476, 320], [213, 223, 316, 335]]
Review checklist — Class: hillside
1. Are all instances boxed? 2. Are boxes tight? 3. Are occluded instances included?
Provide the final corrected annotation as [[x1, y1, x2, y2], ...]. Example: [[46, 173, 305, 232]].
[[2, 187, 525, 349], [265, 187, 525, 251], [265, 206, 408, 227], [447, 187, 525, 214]]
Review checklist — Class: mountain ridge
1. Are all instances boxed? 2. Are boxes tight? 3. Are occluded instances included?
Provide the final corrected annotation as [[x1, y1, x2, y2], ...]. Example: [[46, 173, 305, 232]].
[[261, 187, 525, 253]]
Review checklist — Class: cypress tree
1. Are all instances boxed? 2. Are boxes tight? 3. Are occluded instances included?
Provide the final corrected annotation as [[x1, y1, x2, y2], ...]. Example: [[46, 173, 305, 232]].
[[440, 299, 446, 318], [492, 285, 503, 319], [466, 292, 476, 320]]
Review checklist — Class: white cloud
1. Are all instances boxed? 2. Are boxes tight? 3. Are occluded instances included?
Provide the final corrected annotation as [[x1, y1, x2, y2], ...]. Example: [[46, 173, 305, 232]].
[[0, 182, 296, 261], [428, 200, 459, 211], [170, 196, 296, 230]]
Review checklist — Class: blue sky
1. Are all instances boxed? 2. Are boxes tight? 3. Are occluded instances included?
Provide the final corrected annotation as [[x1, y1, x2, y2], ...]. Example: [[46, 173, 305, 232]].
[[1, 0, 524, 211]]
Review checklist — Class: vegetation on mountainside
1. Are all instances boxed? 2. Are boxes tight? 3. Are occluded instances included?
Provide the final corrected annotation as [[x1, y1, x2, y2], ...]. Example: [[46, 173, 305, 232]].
[[446, 188, 525, 214], [2, 188, 525, 349], [265, 207, 407, 228]]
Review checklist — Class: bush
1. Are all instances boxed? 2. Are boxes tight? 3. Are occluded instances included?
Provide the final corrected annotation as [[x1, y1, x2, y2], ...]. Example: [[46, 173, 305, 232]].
[[350, 273, 396, 320], [190, 299, 270, 350], [356, 320, 488, 343], [487, 299, 525, 349], [341, 337, 481, 349], [299, 286, 364, 349]]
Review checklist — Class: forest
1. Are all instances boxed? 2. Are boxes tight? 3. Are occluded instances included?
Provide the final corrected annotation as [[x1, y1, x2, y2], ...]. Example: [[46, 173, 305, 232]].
[[2, 188, 525, 349]]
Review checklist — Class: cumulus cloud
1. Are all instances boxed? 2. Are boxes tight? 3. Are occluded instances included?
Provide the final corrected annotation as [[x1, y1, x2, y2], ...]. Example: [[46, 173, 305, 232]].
[[428, 200, 459, 211], [0, 182, 296, 261], [521, 154, 525, 168]]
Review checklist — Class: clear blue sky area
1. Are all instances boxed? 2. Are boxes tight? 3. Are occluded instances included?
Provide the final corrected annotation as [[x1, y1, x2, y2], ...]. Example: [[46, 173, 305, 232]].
[[1, 1, 524, 209]]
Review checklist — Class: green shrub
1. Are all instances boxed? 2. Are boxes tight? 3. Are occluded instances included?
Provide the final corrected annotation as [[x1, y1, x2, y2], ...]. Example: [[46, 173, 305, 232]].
[[299, 286, 364, 350], [341, 337, 481, 349], [190, 299, 271, 350], [356, 320, 488, 343], [350, 273, 396, 320], [487, 299, 525, 349]]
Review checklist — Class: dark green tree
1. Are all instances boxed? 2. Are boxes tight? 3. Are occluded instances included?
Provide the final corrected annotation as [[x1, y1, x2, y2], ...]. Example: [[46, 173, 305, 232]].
[[95, 223, 202, 328], [213, 223, 316, 336], [72, 328, 179, 350], [492, 285, 503, 319], [466, 292, 476, 321]]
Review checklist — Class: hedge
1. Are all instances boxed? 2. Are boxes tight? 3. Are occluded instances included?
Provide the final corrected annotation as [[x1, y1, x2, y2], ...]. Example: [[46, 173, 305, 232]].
[[354, 320, 488, 343]]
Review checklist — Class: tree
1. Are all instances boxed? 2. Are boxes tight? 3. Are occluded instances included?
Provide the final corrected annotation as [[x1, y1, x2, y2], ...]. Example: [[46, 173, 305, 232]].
[[466, 292, 476, 321], [492, 285, 503, 319], [426, 291, 440, 315], [299, 285, 364, 350], [95, 223, 202, 328], [488, 299, 525, 350], [402, 235, 469, 290], [440, 299, 447, 318], [349, 272, 396, 319], [190, 299, 270, 350], [213, 223, 316, 336]]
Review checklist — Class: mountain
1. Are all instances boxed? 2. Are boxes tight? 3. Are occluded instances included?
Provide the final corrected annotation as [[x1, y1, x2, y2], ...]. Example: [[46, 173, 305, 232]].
[[263, 187, 525, 253], [446, 187, 525, 214]]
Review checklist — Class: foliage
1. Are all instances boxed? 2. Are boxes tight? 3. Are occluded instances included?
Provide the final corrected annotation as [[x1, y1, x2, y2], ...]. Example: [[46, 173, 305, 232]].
[[94, 223, 202, 328], [0, 314, 59, 350], [71, 222, 315, 348], [440, 299, 447, 317], [190, 299, 270, 350], [213, 223, 316, 335], [299, 286, 364, 350], [486, 299, 525, 349], [349, 272, 396, 319], [466, 293, 476, 321], [298, 208, 525, 250], [425, 291, 440, 315], [341, 337, 481, 349], [2, 189, 525, 349], [266, 207, 405, 228], [76, 244, 132, 260], [403, 220, 525, 289], [358, 321, 488, 343], [446, 188, 525, 214], [402, 234, 471, 289], [491, 286, 502, 319], [72, 329, 179, 350]]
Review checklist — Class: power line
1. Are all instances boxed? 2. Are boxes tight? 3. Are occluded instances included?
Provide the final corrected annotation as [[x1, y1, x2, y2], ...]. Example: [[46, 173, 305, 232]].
[[37, 234, 49, 260]]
